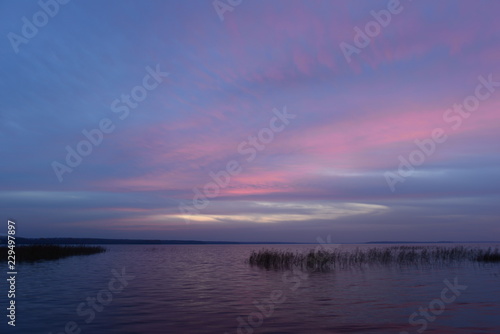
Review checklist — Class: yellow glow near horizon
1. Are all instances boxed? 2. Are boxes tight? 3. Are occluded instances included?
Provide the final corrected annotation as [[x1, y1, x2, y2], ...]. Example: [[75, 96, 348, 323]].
[[168, 201, 389, 224]]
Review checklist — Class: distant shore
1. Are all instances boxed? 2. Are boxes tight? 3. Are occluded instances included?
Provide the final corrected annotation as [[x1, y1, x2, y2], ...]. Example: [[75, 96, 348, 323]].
[[1, 236, 499, 245]]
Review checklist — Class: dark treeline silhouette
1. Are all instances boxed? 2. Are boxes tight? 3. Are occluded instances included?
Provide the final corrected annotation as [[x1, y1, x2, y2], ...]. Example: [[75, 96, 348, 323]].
[[1, 245, 106, 262]]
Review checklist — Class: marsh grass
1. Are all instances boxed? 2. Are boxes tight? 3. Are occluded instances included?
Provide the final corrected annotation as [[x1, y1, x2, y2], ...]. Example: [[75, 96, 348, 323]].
[[0, 244, 106, 262], [248, 246, 500, 271]]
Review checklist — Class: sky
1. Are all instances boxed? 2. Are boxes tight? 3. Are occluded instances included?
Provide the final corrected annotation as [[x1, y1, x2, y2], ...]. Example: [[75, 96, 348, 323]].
[[0, 0, 499, 242]]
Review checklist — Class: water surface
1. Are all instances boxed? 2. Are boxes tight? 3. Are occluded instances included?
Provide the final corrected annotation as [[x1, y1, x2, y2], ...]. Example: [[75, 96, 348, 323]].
[[2, 244, 499, 333]]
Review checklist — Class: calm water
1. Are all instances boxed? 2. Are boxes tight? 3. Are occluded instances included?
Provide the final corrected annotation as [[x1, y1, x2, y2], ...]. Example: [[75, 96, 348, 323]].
[[2, 244, 500, 334]]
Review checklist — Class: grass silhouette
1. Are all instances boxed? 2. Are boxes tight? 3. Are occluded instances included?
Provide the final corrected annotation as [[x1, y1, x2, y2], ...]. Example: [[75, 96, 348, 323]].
[[248, 246, 500, 270]]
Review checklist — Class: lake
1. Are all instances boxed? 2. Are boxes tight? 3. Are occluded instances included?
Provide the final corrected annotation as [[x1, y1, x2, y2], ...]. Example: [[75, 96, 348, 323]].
[[2, 244, 499, 334]]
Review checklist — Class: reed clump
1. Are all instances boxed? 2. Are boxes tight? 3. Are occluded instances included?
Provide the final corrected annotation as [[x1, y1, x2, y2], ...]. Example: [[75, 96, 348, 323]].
[[248, 246, 500, 270], [0, 244, 106, 262]]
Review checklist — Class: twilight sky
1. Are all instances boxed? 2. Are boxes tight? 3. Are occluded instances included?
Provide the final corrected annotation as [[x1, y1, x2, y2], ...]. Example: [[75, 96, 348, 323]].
[[1, 0, 499, 242]]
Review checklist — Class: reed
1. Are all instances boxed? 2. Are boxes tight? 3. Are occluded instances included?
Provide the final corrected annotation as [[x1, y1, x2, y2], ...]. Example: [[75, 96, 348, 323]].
[[0, 244, 107, 262], [248, 246, 500, 270]]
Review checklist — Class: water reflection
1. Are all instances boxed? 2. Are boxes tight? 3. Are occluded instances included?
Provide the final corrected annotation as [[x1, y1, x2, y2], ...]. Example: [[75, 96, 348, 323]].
[[1, 244, 498, 334]]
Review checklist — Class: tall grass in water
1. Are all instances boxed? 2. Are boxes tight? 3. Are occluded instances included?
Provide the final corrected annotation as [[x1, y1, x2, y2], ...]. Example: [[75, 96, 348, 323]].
[[248, 246, 500, 270], [0, 245, 106, 262]]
